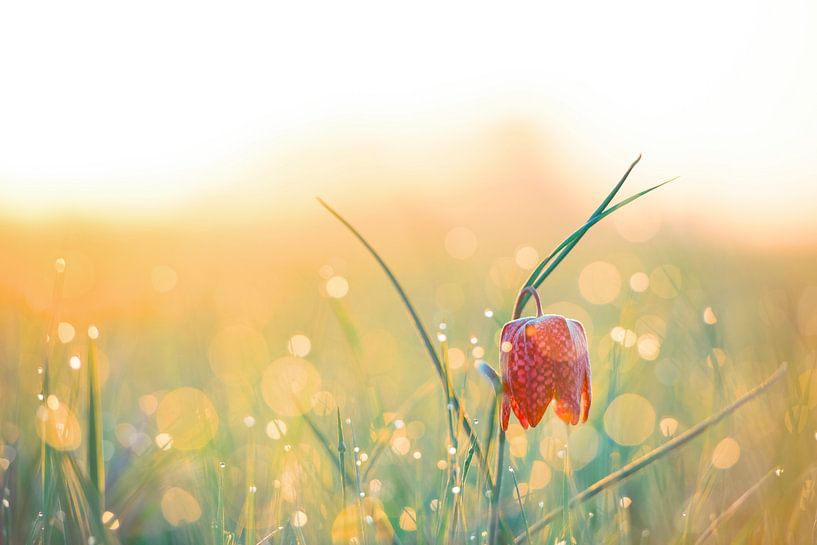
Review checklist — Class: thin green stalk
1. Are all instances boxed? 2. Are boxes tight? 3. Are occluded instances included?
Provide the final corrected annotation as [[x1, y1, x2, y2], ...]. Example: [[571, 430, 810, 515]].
[[347, 418, 369, 545], [216, 460, 226, 545], [514, 362, 788, 543], [693, 466, 778, 545], [509, 466, 531, 545], [245, 428, 256, 545], [336, 409, 348, 509], [87, 336, 104, 511], [489, 427, 506, 545]]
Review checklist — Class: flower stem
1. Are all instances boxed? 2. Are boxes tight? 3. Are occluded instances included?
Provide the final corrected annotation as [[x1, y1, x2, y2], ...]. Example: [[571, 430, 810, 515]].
[[513, 286, 543, 320]]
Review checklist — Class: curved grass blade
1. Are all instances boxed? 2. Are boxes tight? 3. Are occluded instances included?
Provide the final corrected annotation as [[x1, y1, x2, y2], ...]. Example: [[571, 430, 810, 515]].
[[513, 362, 787, 543], [317, 198, 490, 477]]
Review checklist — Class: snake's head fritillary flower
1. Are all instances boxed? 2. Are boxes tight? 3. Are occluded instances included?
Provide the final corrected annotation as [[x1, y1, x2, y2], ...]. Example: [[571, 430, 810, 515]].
[[500, 287, 591, 430]]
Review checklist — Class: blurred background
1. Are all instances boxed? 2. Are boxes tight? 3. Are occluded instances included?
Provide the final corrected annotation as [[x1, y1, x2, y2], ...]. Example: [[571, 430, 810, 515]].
[[1, 1, 816, 544]]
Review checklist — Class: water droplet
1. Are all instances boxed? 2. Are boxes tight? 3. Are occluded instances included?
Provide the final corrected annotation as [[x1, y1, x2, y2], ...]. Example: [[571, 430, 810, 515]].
[[218, 461, 226, 469], [88, 326, 99, 340], [484, 309, 494, 318], [54, 258, 66, 273], [451, 486, 461, 494], [437, 333, 447, 342], [470, 336, 478, 345], [448, 446, 456, 455], [472, 418, 479, 425], [775, 467, 784, 477], [69, 356, 81, 370]]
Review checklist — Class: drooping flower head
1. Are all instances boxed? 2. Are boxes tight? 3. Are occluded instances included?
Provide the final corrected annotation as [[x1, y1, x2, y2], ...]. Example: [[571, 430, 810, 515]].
[[500, 287, 591, 430]]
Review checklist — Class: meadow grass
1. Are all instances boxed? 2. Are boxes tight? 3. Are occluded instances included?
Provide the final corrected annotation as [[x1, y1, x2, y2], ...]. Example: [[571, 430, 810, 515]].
[[0, 159, 812, 545]]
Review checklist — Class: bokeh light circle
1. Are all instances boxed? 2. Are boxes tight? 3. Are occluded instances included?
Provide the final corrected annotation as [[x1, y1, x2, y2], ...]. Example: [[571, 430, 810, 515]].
[[604, 393, 656, 446], [579, 261, 621, 305], [262, 356, 322, 416], [711, 437, 741, 469], [161, 487, 201, 526], [156, 387, 219, 450]]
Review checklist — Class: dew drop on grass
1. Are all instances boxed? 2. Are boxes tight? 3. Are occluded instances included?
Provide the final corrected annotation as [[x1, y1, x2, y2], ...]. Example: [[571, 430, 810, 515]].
[[54, 258, 66, 273], [69, 355, 81, 370], [484, 308, 494, 318], [88, 325, 99, 339], [451, 486, 461, 494]]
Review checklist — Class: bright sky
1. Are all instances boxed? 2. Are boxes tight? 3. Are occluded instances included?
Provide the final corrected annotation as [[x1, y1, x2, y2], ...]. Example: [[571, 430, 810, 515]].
[[1, 1, 815, 238]]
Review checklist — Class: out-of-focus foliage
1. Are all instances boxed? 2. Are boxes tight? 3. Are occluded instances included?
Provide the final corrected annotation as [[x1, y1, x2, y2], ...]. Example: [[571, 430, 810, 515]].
[[0, 181, 814, 544]]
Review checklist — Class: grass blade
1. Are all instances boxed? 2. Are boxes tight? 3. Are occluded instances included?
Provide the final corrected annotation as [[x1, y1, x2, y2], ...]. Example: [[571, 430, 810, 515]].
[[87, 336, 104, 510], [693, 466, 778, 545], [517, 155, 641, 305], [514, 362, 788, 543], [512, 157, 677, 318], [336, 409, 348, 509], [317, 198, 491, 478]]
